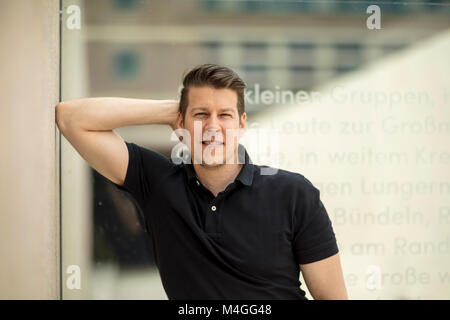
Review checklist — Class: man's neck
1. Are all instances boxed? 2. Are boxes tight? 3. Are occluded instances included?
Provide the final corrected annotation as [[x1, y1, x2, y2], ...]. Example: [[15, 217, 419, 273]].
[[193, 162, 243, 198]]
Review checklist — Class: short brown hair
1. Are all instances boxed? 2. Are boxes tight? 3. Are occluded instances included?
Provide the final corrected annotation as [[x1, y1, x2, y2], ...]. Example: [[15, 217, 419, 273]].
[[179, 64, 246, 123]]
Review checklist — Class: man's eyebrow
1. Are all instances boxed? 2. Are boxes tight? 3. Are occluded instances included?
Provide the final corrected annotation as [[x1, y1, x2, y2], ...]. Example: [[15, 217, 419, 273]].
[[190, 107, 208, 112], [219, 107, 237, 113]]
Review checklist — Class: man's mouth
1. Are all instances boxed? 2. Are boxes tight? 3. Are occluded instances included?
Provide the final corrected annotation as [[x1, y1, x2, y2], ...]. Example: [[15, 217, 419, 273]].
[[202, 141, 224, 146]]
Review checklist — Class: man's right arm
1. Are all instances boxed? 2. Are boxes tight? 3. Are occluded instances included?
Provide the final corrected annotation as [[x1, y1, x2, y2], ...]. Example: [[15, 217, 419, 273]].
[[55, 97, 179, 186]]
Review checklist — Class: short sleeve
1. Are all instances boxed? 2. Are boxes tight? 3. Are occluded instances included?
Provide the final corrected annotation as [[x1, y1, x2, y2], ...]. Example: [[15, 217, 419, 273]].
[[113, 141, 170, 209], [292, 180, 339, 265]]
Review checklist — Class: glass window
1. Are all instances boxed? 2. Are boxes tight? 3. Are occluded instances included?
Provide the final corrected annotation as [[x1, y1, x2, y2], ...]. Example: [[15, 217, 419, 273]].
[[60, 0, 450, 299]]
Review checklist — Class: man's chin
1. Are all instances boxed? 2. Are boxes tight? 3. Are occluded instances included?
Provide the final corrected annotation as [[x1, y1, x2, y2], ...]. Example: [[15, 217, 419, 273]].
[[199, 157, 228, 166], [193, 156, 238, 166]]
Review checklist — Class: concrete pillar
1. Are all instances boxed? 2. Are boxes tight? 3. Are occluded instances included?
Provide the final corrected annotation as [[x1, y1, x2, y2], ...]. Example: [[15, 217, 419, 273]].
[[0, 0, 60, 299]]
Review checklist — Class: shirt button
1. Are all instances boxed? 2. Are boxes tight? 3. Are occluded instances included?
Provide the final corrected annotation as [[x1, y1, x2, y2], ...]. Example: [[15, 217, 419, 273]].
[[211, 205, 217, 212], [196, 180, 200, 186]]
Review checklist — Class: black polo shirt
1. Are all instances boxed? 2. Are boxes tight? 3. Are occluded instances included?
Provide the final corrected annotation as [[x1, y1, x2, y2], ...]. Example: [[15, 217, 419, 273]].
[[114, 142, 339, 300]]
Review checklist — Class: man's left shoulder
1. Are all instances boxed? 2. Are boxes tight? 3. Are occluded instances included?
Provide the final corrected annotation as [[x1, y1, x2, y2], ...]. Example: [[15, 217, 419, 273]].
[[254, 164, 318, 194]]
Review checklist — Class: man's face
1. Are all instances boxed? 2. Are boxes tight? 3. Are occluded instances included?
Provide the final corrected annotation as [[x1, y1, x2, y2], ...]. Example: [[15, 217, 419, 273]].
[[178, 86, 246, 167]]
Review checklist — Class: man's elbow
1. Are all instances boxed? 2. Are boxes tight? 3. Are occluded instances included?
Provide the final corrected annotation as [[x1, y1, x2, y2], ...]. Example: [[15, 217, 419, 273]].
[[55, 102, 74, 133]]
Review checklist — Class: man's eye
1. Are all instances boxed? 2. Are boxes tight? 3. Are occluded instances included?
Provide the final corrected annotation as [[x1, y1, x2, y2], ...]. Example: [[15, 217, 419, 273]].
[[221, 114, 232, 117], [195, 113, 207, 116]]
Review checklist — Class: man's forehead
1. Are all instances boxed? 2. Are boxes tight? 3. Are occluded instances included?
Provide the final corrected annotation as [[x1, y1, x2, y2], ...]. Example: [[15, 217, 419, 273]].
[[188, 86, 237, 101]]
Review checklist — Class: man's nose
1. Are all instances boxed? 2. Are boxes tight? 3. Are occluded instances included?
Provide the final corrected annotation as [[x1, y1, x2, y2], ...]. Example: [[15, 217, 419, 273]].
[[204, 113, 221, 130], [203, 114, 222, 139]]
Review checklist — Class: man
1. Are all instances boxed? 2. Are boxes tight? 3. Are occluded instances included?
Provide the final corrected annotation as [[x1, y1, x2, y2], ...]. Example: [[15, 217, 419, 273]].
[[56, 64, 348, 300]]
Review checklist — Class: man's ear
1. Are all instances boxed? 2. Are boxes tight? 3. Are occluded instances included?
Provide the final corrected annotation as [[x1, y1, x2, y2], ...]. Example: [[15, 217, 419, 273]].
[[177, 112, 184, 129], [239, 112, 247, 138], [175, 113, 185, 142], [240, 112, 246, 129]]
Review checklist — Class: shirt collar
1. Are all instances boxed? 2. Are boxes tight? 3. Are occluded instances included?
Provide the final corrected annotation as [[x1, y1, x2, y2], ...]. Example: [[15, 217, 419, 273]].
[[180, 143, 254, 187]]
